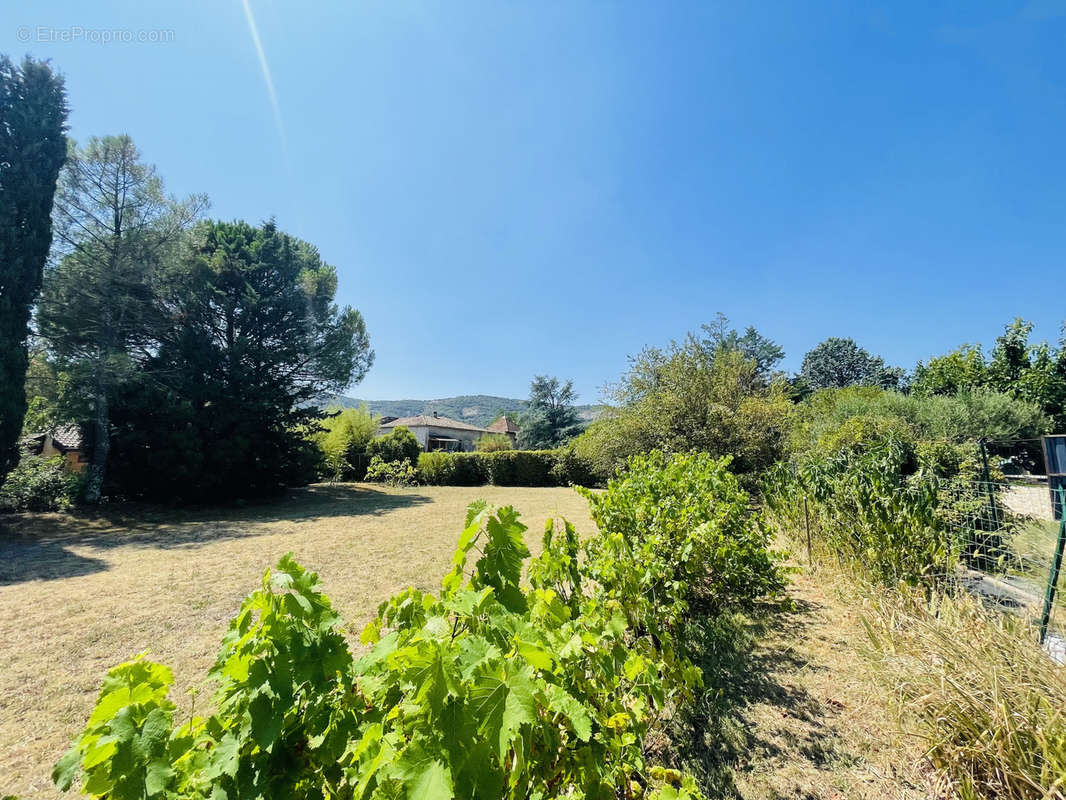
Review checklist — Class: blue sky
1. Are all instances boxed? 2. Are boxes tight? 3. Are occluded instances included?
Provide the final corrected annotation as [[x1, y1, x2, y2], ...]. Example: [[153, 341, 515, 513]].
[[5, 1, 1066, 402]]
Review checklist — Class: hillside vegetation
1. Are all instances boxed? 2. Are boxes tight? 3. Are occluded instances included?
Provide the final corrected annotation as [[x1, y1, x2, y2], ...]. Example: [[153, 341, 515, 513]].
[[332, 394, 602, 428]]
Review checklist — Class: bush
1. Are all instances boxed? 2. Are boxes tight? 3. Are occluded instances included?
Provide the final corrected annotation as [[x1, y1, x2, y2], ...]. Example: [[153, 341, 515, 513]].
[[0, 454, 82, 512], [363, 455, 419, 486], [448, 452, 489, 485], [572, 344, 794, 485], [417, 449, 602, 488], [770, 384, 1037, 582], [483, 450, 556, 486], [580, 451, 787, 621], [365, 425, 420, 465], [416, 451, 458, 485], [474, 433, 513, 452], [551, 444, 600, 487], [313, 406, 377, 480], [569, 410, 649, 484], [790, 386, 1050, 456]]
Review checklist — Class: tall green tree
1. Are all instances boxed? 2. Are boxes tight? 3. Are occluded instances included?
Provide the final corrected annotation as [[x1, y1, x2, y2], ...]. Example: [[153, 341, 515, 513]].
[[517, 375, 581, 449], [574, 334, 792, 479], [0, 56, 67, 486], [700, 313, 785, 381], [37, 135, 206, 502], [800, 337, 905, 391], [106, 219, 373, 500], [912, 344, 988, 397], [988, 319, 1049, 390], [913, 318, 1066, 432]]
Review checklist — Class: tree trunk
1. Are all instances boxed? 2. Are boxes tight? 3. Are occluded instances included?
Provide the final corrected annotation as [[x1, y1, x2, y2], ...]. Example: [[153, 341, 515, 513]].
[[84, 379, 109, 504]]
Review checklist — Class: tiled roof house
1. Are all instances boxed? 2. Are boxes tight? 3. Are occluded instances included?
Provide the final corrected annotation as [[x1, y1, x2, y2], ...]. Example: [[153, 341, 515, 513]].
[[378, 413, 489, 452]]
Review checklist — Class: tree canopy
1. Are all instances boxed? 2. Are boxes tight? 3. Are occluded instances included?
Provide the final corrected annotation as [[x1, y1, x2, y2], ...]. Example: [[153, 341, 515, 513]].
[[800, 337, 905, 392], [315, 405, 379, 480], [573, 327, 793, 481], [913, 318, 1066, 432], [700, 313, 785, 381], [517, 376, 581, 449], [37, 134, 206, 501], [105, 219, 373, 500], [0, 56, 67, 486]]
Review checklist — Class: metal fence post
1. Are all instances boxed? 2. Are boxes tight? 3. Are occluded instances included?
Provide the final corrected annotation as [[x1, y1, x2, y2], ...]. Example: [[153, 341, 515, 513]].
[[803, 495, 813, 566], [979, 438, 1001, 530], [1039, 486, 1066, 645]]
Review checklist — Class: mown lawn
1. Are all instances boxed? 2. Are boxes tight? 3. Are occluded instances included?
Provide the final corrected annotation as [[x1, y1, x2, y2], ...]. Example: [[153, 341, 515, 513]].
[[0, 483, 595, 800]]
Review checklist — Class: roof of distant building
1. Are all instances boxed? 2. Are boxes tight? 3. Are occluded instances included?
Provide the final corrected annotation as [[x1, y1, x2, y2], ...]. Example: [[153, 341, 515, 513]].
[[487, 417, 519, 434], [379, 414, 489, 433], [52, 424, 83, 450], [20, 424, 84, 452]]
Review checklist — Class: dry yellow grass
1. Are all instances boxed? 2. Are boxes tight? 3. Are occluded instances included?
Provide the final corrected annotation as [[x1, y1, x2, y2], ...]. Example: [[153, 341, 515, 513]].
[[863, 585, 1066, 800], [0, 483, 594, 800], [697, 566, 934, 800]]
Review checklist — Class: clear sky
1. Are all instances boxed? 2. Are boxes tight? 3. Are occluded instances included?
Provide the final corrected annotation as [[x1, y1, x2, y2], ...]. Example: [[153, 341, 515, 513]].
[[5, 1, 1066, 402]]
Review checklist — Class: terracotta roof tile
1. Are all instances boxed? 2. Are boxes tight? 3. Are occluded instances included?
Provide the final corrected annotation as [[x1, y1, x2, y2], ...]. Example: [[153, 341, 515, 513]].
[[487, 417, 519, 434], [379, 414, 489, 433]]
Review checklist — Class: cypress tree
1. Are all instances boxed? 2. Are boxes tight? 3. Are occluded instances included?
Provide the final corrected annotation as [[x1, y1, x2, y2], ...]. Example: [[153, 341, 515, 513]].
[[0, 56, 67, 486]]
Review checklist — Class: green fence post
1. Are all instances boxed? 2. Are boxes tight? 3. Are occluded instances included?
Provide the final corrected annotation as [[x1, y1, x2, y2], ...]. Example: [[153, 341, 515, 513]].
[[1039, 486, 1066, 646], [979, 438, 1001, 530]]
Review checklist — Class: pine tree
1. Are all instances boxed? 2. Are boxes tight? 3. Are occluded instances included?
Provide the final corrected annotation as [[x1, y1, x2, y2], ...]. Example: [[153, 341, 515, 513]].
[[106, 219, 374, 500], [37, 135, 206, 502], [0, 56, 67, 486]]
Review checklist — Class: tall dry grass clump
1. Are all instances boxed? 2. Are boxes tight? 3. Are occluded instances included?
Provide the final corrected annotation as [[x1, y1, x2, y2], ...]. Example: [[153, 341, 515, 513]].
[[863, 588, 1066, 800]]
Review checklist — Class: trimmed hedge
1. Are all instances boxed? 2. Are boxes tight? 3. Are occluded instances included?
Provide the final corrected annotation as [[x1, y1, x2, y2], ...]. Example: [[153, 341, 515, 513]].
[[418, 448, 598, 487]]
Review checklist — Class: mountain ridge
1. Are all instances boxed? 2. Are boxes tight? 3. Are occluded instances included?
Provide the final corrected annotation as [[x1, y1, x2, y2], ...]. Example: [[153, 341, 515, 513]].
[[328, 394, 602, 429]]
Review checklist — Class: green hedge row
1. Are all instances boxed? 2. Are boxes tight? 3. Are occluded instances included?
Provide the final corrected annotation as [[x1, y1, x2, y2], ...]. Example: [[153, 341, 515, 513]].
[[418, 448, 599, 487]]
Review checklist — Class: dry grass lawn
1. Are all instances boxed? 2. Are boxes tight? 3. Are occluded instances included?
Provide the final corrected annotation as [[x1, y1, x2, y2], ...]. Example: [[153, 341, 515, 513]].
[[0, 483, 594, 800]]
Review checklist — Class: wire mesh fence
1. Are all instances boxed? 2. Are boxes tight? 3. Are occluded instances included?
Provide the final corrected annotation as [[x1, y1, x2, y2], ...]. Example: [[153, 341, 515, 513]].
[[939, 472, 1066, 659], [776, 434, 1066, 661]]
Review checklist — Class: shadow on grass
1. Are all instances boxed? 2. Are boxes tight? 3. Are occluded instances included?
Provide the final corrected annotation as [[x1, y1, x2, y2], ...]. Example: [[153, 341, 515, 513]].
[[0, 483, 432, 585], [668, 597, 829, 799]]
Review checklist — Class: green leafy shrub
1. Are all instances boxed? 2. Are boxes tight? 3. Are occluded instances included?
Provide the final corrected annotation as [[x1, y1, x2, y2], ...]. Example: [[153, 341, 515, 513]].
[[313, 406, 378, 480], [550, 444, 599, 487], [580, 451, 787, 626], [365, 426, 420, 465], [416, 451, 458, 485], [474, 433, 513, 452], [0, 454, 82, 512], [570, 410, 648, 483], [446, 452, 489, 485], [571, 343, 794, 485], [483, 450, 556, 486], [773, 385, 1031, 581], [417, 449, 601, 488], [789, 386, 1049, 456], [55, 503, 714, 799], [363, 455, 419, 487], [812, 413, 917, 461]]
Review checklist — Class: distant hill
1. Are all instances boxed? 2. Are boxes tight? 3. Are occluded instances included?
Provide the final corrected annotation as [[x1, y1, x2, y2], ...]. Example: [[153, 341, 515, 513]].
[[327, 394, 603, 429]]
